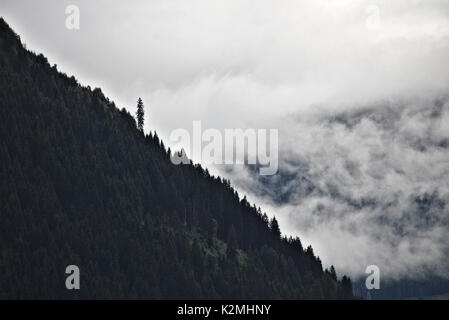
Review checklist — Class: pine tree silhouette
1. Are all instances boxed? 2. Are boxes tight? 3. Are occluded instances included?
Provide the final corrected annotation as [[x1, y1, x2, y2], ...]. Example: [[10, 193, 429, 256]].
[[136, 97, 145, 132], [269, 216, 281, 238]]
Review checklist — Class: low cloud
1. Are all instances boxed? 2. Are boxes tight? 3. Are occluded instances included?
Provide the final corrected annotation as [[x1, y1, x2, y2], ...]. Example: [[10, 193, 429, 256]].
[[222, 96, 449, 281]]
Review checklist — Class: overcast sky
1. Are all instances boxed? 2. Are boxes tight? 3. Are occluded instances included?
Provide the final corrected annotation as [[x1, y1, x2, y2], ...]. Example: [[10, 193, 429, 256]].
[[2, 0, 449, 281]]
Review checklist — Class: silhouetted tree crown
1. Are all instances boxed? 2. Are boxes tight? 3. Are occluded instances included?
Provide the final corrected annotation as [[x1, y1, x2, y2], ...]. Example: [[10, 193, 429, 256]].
[[136, 97, 144, 132], [269, 216, 281, 239]]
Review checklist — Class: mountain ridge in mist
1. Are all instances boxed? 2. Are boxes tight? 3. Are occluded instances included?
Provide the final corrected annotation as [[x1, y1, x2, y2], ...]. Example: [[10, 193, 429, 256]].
[[0, 17, 353, 299]]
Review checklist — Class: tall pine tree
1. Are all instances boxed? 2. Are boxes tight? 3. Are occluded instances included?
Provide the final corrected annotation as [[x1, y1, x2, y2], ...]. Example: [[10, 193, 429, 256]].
[[136, 97, 145, 132]]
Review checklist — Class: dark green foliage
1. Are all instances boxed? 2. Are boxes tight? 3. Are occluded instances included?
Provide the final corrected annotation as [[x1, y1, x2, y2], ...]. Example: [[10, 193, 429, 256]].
[[226, 225, 238, 258], [136, 97, 144, 132], [0, 18, 353, 299], [269, 216, 281, 239], [341, 276, 353, 299], [329, 265, 338, 281]]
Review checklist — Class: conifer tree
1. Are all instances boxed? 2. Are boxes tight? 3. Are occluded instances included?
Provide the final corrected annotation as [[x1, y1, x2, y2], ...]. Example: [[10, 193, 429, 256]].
[[136, 97, 145, 132], [330, 265, 337, 281], [269, 216, 281, 238]]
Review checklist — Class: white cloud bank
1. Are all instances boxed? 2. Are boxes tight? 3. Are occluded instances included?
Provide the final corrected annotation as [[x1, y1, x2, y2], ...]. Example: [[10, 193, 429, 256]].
[[225, 96, 449, 280]]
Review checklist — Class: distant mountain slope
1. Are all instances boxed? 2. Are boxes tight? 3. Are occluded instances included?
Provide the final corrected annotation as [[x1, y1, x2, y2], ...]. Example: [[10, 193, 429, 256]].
[[0, 18, 353, 299]]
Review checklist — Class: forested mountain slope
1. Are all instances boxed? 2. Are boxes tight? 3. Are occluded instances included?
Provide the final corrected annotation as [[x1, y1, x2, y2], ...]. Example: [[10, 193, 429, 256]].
[[0, 18, 353, 299]]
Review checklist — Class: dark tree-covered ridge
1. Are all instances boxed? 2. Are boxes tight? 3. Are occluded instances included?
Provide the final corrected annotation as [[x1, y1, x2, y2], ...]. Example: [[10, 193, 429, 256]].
[[0, 18, 353, 299]]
